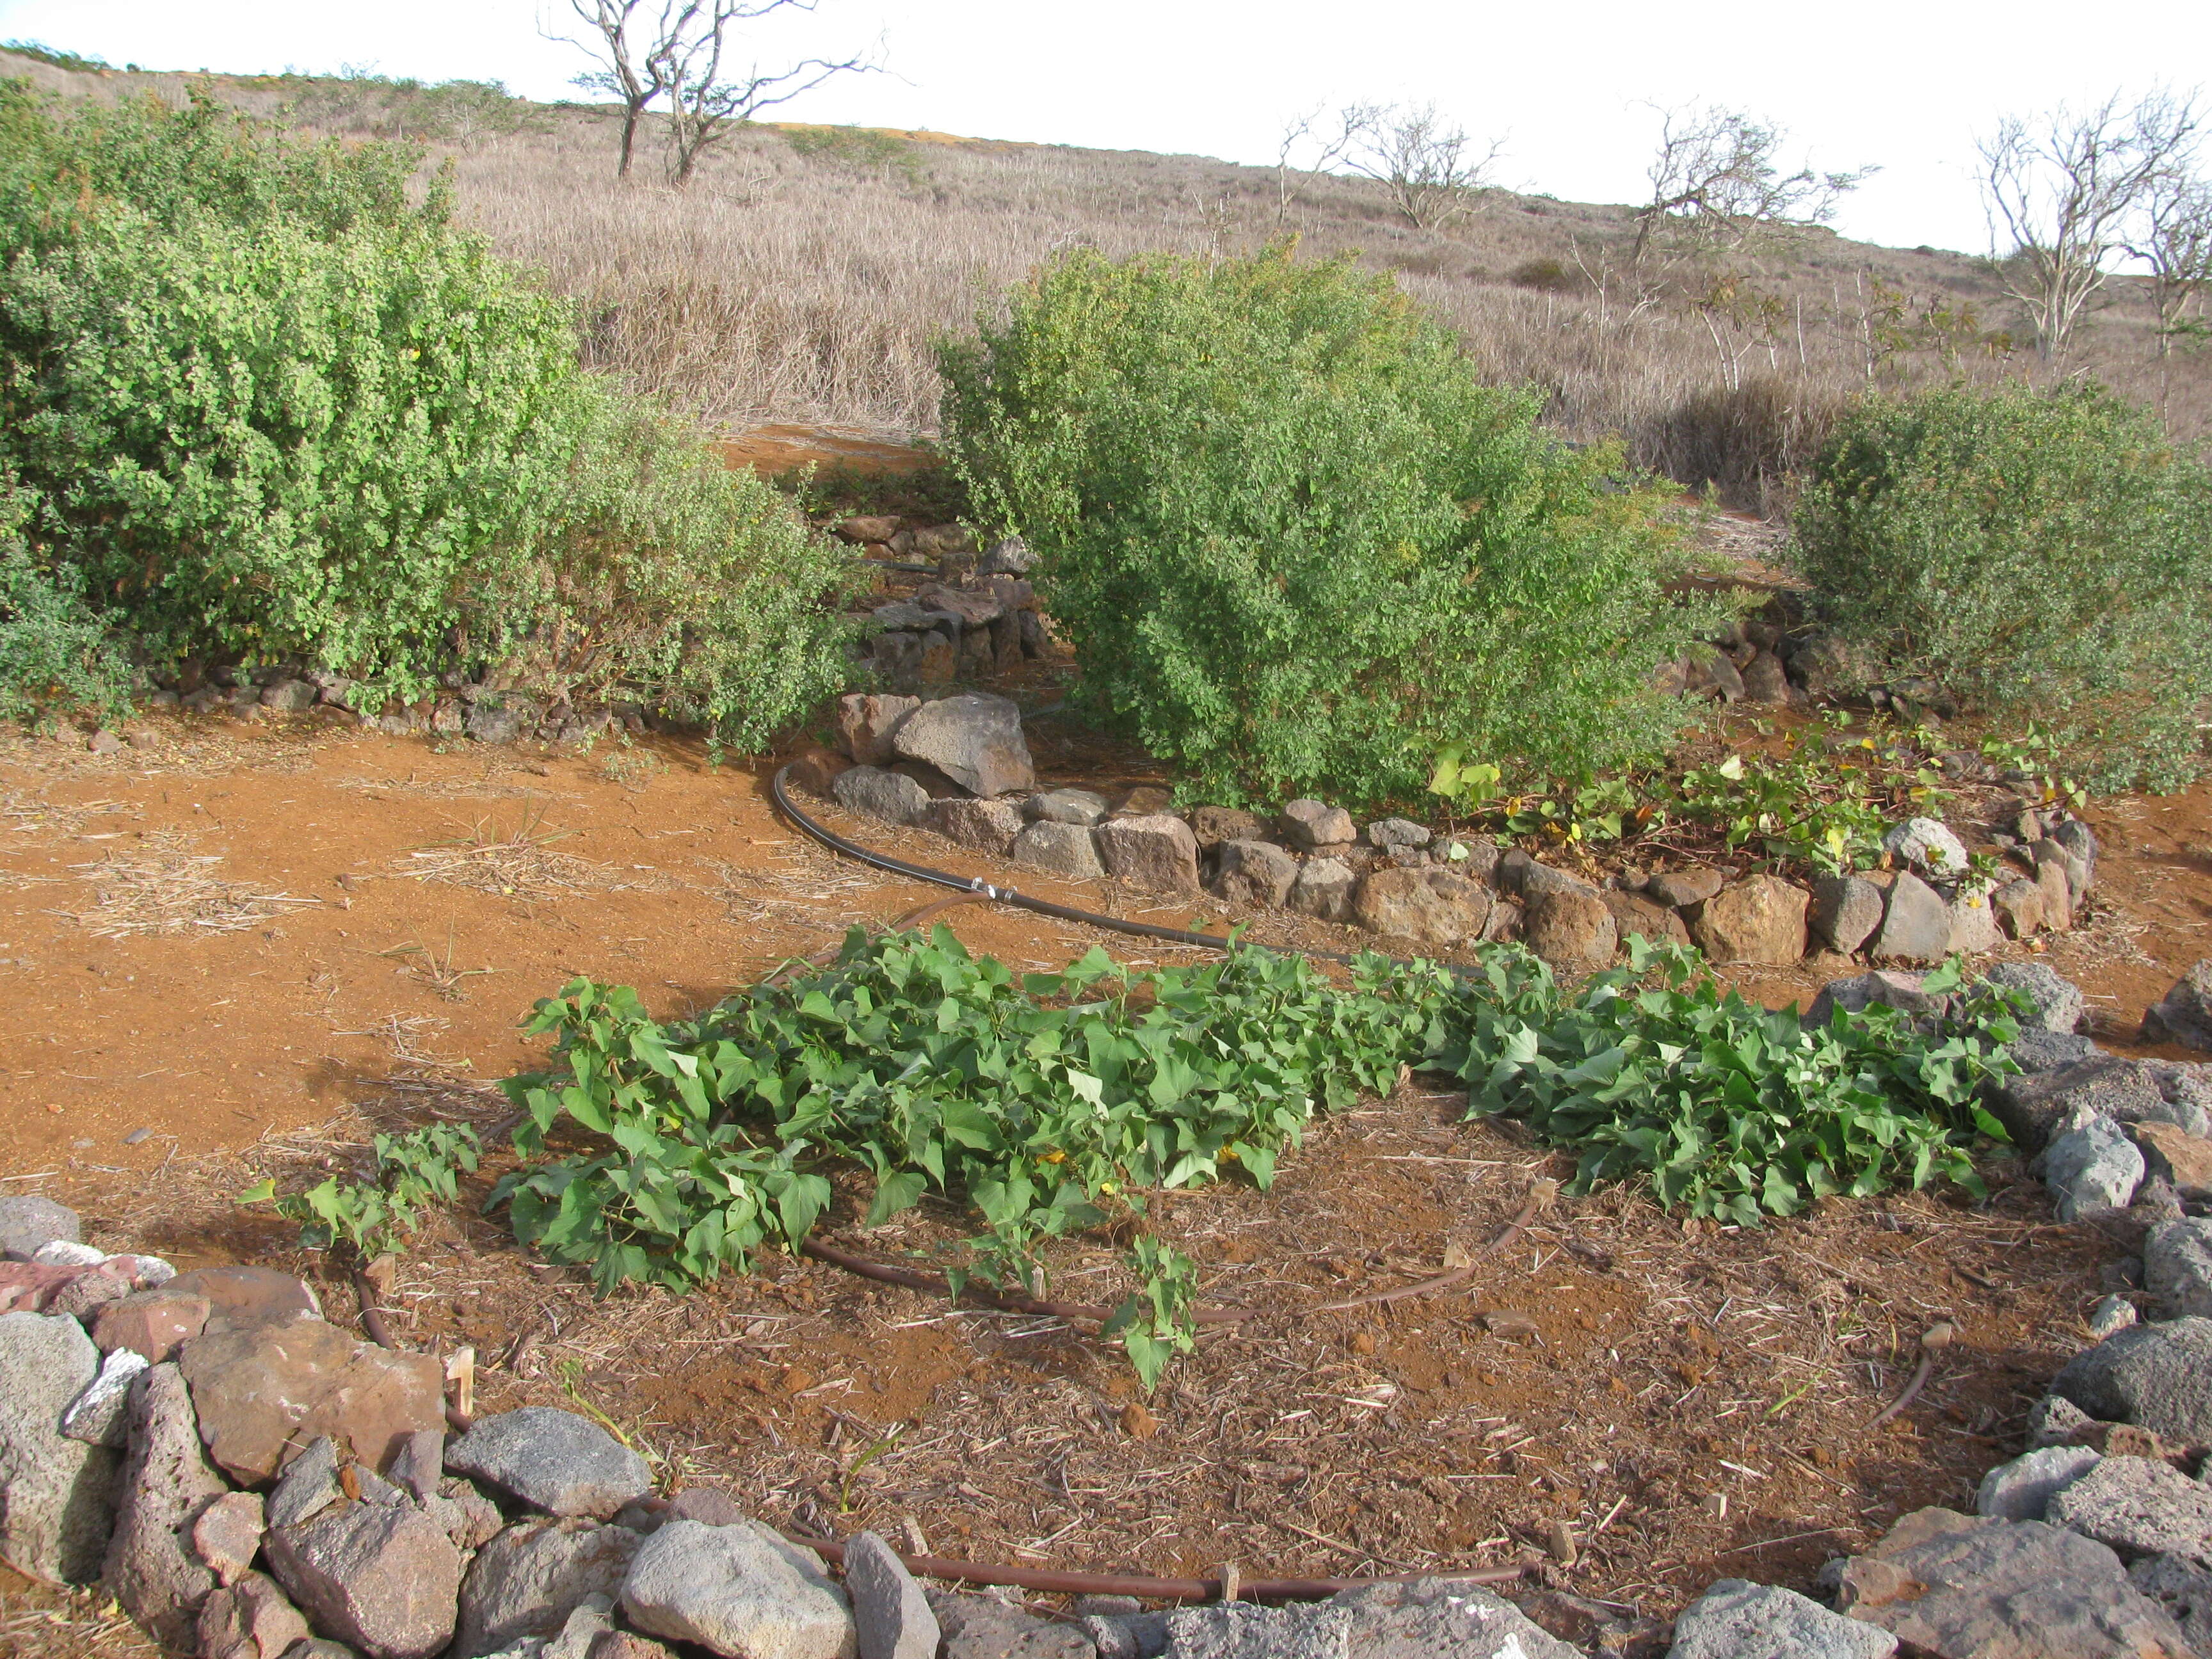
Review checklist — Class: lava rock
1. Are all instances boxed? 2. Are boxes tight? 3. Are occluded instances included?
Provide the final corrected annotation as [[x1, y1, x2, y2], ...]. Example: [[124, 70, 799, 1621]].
[[1496, 851, 1599, 904], [1883, 817, 1971, 880], [832, 765, 931, 828], [2042, 1116, 2145, 1220], [180, 1318, 445, 1486], [104, 1362, 228, 1648], [1871, 871, 1953, 965], [94, 1289, 211, 1364], [1666, 1578, 1896, 1658], [2053, 1317, 2212, 1448], [1836, 1507, 2191, 1659], [1366, 819, 1432, 850], [196, 1567, 310, 1659], [1810, 874, 1886, 956], [1975, 1446, 2103, 1522], [453, 1519, 643, 1658], [2129, 1555, 2212, 1656], [2028, 1393, 2098, 1449], [891, 694, 1033, 798], [1646, 867, 1725, 908], [1025, 788, 1110, 827], [2012, 1030, 2099, 1075], [2145, 961, 2212, 1050], [1095, 815, 1201, 895], [1352, 867, 1492, 950], [0, 1312, 122, 1583], [2047, 1456, 2212, 1569], [2135, 1123, 2212, 1201], [1803, 969, 1948, 1029], [2145, 1218, 2212, 1318], [1990, 1057, 2174, 1154], [1187, 806, 1268, 848], [1987, 962, 2087, 1035], [193, 1490, 268, 1588], [836, 694, 920, 766], [1211, 840, 1299, 909], [842, 1531, 937, 1659], [266, 1496, 466, 1659], [165, 1266, 321, 1334], [1525, 889, 1619, 978], [1280, 799, 1356, 851], [1946, 886, 2003, 956], [1330, 1578, 1583, 1658], [1010, 821, 1104, 881], [61, 1345, 149, 1447], [1286, 856, 1357, 924], [620, 1519, 856, 1659], [2088, 1294, 2139, 1339], [931, 1591, 1089, 1659], [1162, 1602, 1348, 1659], [1690, 874, 1808, 965], [445, 1410, 652, 1522], [0, 1196, 79, 1258], [921, 797, 1025, 857], [1601, 889, 1692, 950]]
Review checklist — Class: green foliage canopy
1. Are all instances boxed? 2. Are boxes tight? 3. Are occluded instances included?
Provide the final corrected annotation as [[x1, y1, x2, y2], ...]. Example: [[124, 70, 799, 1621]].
[[1791, 383, 2212, 790], [940, 246, 1706, 806]]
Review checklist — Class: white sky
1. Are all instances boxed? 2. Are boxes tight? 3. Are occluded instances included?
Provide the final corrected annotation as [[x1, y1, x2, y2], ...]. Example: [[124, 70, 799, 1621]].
[[1, 0, 2204, 254]]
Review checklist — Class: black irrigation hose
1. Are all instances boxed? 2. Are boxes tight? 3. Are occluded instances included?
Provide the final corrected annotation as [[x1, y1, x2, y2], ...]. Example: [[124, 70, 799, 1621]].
[[771, 764, 1363, 963]]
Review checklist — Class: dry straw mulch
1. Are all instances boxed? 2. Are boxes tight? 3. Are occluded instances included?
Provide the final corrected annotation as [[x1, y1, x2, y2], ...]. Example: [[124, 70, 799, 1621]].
[[52, 830, 322, 940]]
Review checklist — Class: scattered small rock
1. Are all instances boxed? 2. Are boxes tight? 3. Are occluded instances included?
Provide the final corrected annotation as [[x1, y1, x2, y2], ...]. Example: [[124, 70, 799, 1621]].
[[445, 1410, 653, 1523]]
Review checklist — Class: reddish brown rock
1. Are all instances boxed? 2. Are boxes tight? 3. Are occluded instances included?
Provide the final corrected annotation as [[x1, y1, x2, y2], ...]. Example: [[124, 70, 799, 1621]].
[[1352, 867, 1493, 949], [196, 1569, 309, 1659], [104, 1363, 228, 1649], [2135, 1122, 2212, 1202], [835, 515, 899, 544], [784, 743, 850, 799], [1647, 866, 1726, 908], [165, 1267, 320, 1334], [1692, 875, 1809, 965], [265, 1498, 463, 1659], [95, 1291, 211, 1364], [1094, 815, 1201, 895], [1524, 891, 1619, 979], [192, 1491, 266, 1588], [179, 1318, 445, 1486], [1189, 806, 1269, 848], [1600, 890, 1691, 951], [1992, 878, 2046, 940], [0, 1262, 90, 1314]]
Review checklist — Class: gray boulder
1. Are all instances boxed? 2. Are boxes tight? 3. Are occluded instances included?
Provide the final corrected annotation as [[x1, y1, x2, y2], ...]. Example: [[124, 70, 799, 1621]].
[[2088, 1294, 2139, 1339], [2053, 1317, 2212, 1447], [1871, 872, 1952, 965], [1164, 1603, 1347, 1659], [832, 766, 931, 828], [1646, 866, 1724, 908], [1331, 1578, 1583, 1658], [1366, 819, 1432, 850], [891, 694, 1034, 798], [1010, 821, 1104, 881], [195, 1567, 310, 1659], [1666, 1578, 1895, 1658], [1991, 1057, 2174, 1153], [2042, 1116, 2145, 1219], [2027, 1392, 2097, 1449], [1810, 874, 1886, 956], [2129, 1555, 2212, 1656], [1025, 788, 1109, 827], [842, 1531, 937, 1659], [1975, 1446, 2102, 1522], [2147, 961, 2212, 1050], [269, 1437, 343, 1530], [920, 797, 1025, 858], [266, 1498, 465, 1659], [1096, 815, 1201, 895], [1836, 1508, 2191, 1659], [1288, 857, 1357, 924], [1352, 867, 1493, 950], [1497, 850, 1599, 904], [0, 1196, 79, 1258], [931, 1591, 1088, 1659], [621, 1519, 856, 1659], [1211, 840, 1299, 908], [445, 1409, 652, 1521], [1280, 799, 1356, 851], [454, 1519, 641, 1658], [836, 694, 920, 767], [1946, 886, 2003, 956], [1986, 961, 2088, 1034], [0, 1312, 121, 1584], [1804, 969, 1948, 1029], [2012, 1030, 2099, 1075], [2147, 1063, 2212, 1138], [2047, 1456, 2212, 1568], [104, 1363, 231, 1647], [2145, 1219, 2212, 1318], [1883, 817, 1970, 880]]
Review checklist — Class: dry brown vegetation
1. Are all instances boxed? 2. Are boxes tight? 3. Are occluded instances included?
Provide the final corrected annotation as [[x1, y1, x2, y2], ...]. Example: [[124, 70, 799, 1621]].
[[8, 45, 2212, 513]]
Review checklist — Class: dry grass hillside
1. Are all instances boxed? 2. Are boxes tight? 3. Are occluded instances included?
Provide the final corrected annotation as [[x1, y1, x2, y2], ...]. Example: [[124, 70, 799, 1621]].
[[8, 45, 2211, 511]]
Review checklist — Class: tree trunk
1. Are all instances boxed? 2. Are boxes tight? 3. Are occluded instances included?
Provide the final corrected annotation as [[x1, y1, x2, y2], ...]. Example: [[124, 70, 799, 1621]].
[[618, 105, 639, 178]]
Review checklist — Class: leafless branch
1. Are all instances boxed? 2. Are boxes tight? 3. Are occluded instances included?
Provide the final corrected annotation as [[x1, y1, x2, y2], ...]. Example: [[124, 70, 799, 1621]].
[[1333, 102, 1503, 231], [659, 0, 879, 188], [1632, 104, 1873, 264]]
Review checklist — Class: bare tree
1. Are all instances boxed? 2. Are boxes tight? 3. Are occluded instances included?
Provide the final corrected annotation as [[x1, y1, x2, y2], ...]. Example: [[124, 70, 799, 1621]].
[[1631, 105, 1871, 263], [2128, 168, 2212, 356], [1336, 102, 1502, 230], [660, 0, 877, 188], [1979, 89, 2202, 362], [1272, 106, 1358, 223], [552, 0, 668, 178]]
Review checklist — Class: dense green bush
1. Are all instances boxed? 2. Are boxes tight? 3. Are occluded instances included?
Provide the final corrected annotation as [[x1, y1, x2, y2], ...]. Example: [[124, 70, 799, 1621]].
[[1792, 383, 2212, 789], [0, 480, 129, 726], [0, 84, 854, 741], [939, 246, 1705, 806]]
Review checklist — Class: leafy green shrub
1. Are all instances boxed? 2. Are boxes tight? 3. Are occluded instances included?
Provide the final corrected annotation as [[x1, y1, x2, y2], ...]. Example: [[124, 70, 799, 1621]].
[[1, 41, 112, 74], [0, 479, 129, 726], [938, 246, 1706, 806], [242, 1122, 482, 1258], [0, 84, 854, 741], [1507, 255, 1576, 292], [1791, 383, 2212, 789], [1432, 940, 2021, 1224]]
